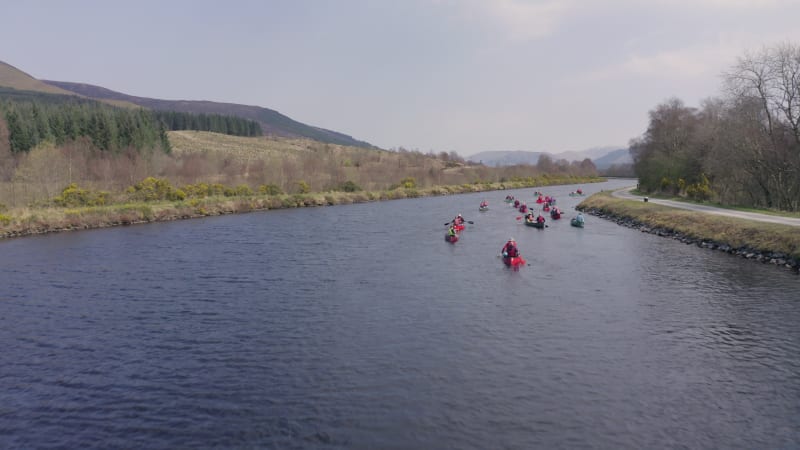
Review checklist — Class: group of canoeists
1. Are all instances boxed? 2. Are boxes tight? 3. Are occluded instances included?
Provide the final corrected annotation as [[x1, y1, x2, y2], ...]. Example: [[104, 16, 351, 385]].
[[446, 189, 588, 268]]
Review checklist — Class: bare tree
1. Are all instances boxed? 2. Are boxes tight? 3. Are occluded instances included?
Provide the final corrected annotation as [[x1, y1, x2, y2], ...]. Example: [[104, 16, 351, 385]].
[[724, 43, 800, 210]]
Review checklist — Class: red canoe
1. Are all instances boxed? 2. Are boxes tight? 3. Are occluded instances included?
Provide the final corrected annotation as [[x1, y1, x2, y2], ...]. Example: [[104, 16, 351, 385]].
[[502, 255, 526, 268]]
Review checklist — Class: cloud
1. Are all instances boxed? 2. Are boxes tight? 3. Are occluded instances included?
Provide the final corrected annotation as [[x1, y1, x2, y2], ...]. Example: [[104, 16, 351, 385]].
[[432, 0, 578, 41], [575, 32, 789, 84], [480, 0, 576, 41]]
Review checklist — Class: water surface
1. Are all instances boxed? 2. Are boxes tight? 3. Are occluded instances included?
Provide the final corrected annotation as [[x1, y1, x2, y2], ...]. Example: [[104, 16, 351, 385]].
[[1, 179, 798, 449]]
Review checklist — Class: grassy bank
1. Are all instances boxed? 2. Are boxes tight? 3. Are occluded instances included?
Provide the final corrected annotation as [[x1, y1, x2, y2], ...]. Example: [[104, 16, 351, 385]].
[[0, 176, 602, 240], [577, 191, 800, 271]]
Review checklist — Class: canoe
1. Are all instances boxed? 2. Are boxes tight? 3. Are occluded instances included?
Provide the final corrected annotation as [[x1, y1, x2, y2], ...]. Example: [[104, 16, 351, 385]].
[[454, 224, 465, 232], [550, 210, 561, 220], [502, 255, 526, 268], [445, 233, 459, 243], [571, 218, 585, 228], [479, 206, 489, 212], [524, 220, 545, 229]]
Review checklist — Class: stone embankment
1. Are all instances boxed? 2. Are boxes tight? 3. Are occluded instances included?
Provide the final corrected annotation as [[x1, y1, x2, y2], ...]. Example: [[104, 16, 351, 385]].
[[579, 207, 800, 274]]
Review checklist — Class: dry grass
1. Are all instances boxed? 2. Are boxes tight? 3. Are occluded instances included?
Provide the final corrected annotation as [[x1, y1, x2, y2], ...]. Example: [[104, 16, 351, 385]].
[[0, 176, 602, 240], [168, 130, 399, 165]]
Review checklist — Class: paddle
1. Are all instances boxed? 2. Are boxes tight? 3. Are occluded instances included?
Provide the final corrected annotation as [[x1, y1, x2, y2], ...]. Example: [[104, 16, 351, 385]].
[[443, 220, 474, 225]]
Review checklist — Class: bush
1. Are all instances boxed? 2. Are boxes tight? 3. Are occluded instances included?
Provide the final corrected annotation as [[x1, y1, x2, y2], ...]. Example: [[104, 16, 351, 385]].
[[0, 213, 11, 226], [183, 183, 210, 198], [258, 184, 283, 195], [53, 183, 109, 207], [235, 185, 254, 196], [294, 180, 310, 194], [127, 177, 183, 202], [400, 177, 416, 189], [338, 180, 362, 192], [211, 184, 226, 196], [686, 174, 712, 201]]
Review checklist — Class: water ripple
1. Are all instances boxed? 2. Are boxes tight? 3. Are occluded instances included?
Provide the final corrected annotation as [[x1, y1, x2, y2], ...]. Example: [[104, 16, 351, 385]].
[[1, 180, 799, 449]]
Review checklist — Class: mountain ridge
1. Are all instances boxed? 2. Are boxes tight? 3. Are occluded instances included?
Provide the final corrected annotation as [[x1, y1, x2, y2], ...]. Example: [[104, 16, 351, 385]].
[[43, 80, 376, 148], [0, 60, 375, 149], [468, 146, 630, 169]]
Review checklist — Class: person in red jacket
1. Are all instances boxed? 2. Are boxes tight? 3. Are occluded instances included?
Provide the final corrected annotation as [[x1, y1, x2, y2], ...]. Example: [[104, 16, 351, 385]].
[[501, 238, 519, 257]]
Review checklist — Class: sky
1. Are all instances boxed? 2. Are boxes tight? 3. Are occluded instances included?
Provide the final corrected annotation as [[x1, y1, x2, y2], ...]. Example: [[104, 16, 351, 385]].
[[2, 0, 800, 158]]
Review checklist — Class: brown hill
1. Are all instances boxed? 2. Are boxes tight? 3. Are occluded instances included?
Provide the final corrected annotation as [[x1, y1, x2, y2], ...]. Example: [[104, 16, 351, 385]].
[[44, 80, 375, 149], [0, 61, 141, 109], [1, 60, 371, 147], [0, 61, 77, 96]]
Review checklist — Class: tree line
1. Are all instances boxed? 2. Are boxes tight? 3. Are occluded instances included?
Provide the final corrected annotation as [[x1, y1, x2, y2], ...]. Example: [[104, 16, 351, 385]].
[[152, 111, 262, 138], [630, 42, 800, 211], [0, 88, 600, 209], [0, 88, 262, 154]]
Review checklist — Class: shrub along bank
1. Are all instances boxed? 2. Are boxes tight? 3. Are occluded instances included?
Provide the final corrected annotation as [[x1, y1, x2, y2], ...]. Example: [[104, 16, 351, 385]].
[[576, 191, 800, 273], [0, 175, 602, 240]]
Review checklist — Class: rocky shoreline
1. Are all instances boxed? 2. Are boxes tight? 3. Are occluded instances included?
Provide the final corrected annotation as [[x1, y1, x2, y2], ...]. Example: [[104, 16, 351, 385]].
[[579, 207, 800, 274]]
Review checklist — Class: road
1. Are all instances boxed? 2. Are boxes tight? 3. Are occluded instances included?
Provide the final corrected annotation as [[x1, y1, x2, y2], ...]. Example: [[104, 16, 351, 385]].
[[612, 186, 800, 227]]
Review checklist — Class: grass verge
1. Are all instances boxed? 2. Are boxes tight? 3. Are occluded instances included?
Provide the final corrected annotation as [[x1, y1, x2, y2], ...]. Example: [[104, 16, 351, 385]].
[[0, 176, 602, 240], [577, 191, 800, 271]]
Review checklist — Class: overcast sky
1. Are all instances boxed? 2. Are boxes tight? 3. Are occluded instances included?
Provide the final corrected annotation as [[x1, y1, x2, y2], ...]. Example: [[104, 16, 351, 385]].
[[3, 0, 799, 157]]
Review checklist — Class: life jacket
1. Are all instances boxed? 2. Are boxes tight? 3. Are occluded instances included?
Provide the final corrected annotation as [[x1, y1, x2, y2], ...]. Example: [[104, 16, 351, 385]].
[[506, 245, 518, 257], [537, 215, 545, 223]]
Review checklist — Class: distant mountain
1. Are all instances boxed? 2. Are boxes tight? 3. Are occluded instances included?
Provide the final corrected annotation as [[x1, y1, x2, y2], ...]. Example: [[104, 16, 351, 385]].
[[468, 146, 628, 168], [467, 150, 545, 166], [44, 80, 375, 148], [592, 148, 632, 170]]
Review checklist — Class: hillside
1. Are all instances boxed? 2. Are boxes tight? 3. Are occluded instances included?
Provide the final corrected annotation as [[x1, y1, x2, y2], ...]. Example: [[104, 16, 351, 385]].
[[0, 61, 141, 109], [592, 148, 632, 170], [0, 61, 77, 96], [44, 80, 376, 149]]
